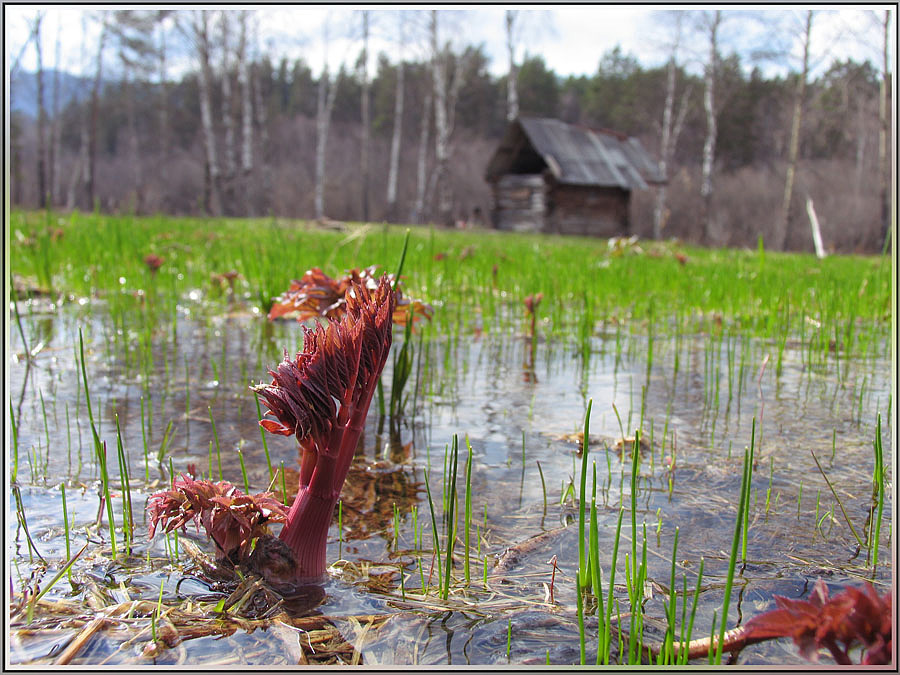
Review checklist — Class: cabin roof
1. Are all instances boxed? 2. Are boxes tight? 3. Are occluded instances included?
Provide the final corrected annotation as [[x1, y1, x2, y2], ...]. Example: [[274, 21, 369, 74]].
[[485, 117, 665, 190]]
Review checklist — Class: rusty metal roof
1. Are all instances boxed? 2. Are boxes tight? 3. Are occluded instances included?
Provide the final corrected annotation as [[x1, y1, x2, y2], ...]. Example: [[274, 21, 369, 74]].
[[485, 117, 665, 190]]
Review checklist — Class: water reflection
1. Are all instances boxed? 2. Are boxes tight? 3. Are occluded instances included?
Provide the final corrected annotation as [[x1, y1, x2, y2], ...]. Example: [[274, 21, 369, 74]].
[[7, 301, 892, 666]]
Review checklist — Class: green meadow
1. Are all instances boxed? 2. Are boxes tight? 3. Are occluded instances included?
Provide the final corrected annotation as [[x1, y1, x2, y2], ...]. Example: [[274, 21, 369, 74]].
[[10, 209, 891, 342]]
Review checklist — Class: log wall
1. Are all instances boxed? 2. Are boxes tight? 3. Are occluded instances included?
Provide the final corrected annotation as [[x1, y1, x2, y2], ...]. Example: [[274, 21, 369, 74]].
[[546, 185, 630, 237], [489, 174, 631, 237], [489, 174, 546, 232]]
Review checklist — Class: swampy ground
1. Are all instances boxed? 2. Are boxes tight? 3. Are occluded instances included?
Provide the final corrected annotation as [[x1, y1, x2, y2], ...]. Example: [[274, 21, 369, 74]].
[[6, 210, 894, 666]]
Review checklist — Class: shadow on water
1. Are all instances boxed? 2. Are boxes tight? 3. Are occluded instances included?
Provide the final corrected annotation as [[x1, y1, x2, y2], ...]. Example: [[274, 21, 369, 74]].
[[7, 300, 892, 666]]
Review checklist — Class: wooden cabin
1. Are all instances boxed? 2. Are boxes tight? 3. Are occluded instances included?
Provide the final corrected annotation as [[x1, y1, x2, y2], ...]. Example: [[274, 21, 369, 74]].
[[484, 117, 665, 236]]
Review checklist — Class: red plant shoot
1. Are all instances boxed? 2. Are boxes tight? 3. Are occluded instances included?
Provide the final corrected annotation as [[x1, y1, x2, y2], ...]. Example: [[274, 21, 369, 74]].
[[253, 274, 397, 581], [523, 292, 543, 339], [147, 474, 287, 564], [146, 274, 397, 586], [741, 578, 892, 665], [144, 254, 164, 277], [267, 265, 430, 326]]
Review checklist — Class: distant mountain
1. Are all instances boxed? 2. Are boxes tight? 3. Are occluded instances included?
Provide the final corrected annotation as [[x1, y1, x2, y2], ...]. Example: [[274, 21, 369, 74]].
[[9, 68, 100, 118]]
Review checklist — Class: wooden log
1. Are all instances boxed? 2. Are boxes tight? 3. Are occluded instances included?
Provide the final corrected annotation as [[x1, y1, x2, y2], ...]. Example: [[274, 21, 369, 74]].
[[806, 196, 826, 258]]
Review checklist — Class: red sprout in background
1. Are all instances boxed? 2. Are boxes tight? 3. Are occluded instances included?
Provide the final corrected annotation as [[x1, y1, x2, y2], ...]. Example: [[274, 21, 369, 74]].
[[267, 265, 431, 327], [211, 269, 243, 295], [523, 292, 543, 339], [144, 254, 164, 277]]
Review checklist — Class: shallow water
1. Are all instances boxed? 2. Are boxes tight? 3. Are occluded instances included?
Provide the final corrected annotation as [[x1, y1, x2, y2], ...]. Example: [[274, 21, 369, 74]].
[[7, 297, 893, 666]]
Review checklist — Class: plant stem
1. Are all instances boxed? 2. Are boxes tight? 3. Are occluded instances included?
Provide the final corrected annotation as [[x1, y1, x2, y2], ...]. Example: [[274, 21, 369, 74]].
[[578, 399, 593, 586]]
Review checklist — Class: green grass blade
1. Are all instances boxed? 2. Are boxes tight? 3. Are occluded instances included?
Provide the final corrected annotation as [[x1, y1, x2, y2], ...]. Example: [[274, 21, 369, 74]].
[[578, 399, 593, 586]]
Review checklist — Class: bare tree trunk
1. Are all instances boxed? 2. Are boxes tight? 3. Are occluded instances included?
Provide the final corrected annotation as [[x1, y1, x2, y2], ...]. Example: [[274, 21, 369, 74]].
[[157, 15, 170, 160], [122, 59, 144, 213], [193, 11, 223, 216], [505, 10, 519, 121], [33, 12, 47, 208], [854, 128, 866, 196], [219, 11, 236, 215], [386, 49, 404, 222], [700, 10, 720, 244], [314, 66, 339, 220], [68, 126, 87, 211], [9, 32, 35, 80], [653, 13, 688, 240], [49, 20, 62, 207], [67, 15, 90, 210], [412, 90, 432, 224], [129, 69, 145, 213], [11, 115, 24, 205], [359, 11, 371, 222], [237, 10, 254, 216], [775, 10, 813, 251], [251, 14, 270, 216], [10, 30, 34, 206], [430, 12, 450, 225], [429, 11, 469, 226], [86, 17, 107, 211], [878, 9, 892, 249], [653, 66, 674, 240]]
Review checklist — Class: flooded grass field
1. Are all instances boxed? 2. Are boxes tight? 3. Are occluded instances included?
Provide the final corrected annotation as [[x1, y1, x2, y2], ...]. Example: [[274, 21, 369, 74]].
[[6, 211, 894, 666]]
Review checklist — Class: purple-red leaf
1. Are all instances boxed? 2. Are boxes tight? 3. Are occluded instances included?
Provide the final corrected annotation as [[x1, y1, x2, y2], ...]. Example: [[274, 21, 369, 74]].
[[146, 475, 287, 562], [742, 578, 892, 665], [267, 266, 431, 327]]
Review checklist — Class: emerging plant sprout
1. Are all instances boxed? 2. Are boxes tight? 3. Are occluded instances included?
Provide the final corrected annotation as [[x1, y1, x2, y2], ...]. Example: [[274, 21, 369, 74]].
[[667, 577, 893, 664], [148, 274, 398, 584], [254, 274, 397, 581], [147, 475, 287, 565], [144, 254, 164, 277], [523, 292, 543, 339], [267, 265, 431, 326], [211, 269, 243, 295]]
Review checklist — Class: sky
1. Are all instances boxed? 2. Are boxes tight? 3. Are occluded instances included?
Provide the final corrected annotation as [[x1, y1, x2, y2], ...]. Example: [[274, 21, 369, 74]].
[[5, 4, 893, 83]]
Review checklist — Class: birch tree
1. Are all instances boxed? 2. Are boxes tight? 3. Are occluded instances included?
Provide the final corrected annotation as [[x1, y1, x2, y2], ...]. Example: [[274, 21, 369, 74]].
[[218, 11, 237, 214], [505, 10, 519, 121], [251, 13, 271, 215], [774, 10, 814, 251], [182, 10, 223, 215], [430, 11, 451, 225], [66, 14, 90, 210], [358, 10, 371, 222], [877, 10, 892, 249], [121, 48, 143, 213], [157, 12, 170, 160], [653, 11, 692, 240], [111, 10, 158, 214], [386, 13, 406, 222], [237, 10, 254, 215], [314, 18, 340, 221], [49, 21, 62, 206], [9, 16, 36, 207], [31, 12, 47, 208], [429, 10, 471, 226], [85, 14, 108, 211], [411, 90, 432, 224], [698, 9, 721, 244]]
